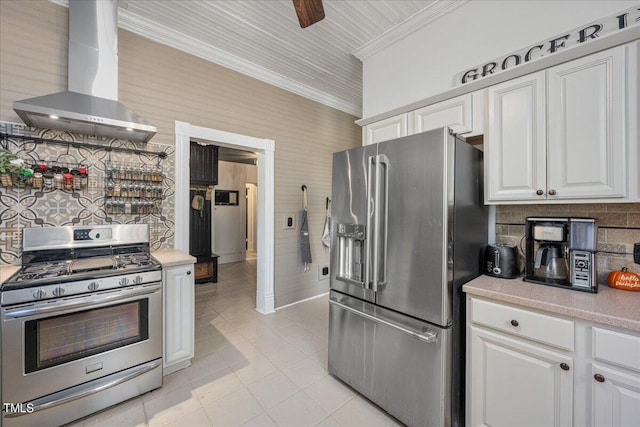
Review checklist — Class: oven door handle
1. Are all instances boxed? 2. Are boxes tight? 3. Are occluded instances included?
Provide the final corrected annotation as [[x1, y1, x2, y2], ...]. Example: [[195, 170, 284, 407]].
[[3, 359, 162, 418], [3, 284, 162, 318]]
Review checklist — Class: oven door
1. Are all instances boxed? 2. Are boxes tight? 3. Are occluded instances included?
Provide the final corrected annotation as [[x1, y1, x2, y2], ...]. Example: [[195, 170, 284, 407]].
[[1, 283, 162, 404]]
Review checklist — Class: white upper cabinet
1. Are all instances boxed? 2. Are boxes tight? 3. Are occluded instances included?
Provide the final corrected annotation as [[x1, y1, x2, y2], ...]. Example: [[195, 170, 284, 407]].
[[411, 93, 473, 135], [362, 113, 408, 145], [547, 46, 626, 199], [362, 91, 485, 146], [485, 43, 636, 204], [486, 72, 547, 202]]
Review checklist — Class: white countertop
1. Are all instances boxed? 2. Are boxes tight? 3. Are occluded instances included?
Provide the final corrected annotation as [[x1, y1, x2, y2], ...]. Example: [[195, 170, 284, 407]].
[[152, 249, 196, 268], [0, 265, 20, 285], [463, 275, 640, 332]]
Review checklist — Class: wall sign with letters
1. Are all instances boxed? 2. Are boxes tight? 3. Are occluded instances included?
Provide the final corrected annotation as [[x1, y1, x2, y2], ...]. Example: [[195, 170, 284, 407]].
[[455, 6, 640, 85]]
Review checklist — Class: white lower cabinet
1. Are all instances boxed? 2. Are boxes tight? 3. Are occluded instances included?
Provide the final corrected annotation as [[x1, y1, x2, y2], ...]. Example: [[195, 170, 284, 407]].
[[468, 325, 573, 427], [467, 296, 640, 427], [163, 264, 195, 374], [591, 363, 640, 427]]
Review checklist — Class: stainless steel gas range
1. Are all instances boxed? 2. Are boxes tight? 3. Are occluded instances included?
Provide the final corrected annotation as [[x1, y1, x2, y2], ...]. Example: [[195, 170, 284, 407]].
[[1, 224, 163, 426]]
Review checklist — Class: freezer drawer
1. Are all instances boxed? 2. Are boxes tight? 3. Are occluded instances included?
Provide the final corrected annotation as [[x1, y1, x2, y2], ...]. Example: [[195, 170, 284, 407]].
[[328, 292, 452, 427]]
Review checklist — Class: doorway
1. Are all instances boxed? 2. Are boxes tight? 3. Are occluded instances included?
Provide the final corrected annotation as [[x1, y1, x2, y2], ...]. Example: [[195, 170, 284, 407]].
[[174, 121, 275, 314], [245, 183, 257, 260]]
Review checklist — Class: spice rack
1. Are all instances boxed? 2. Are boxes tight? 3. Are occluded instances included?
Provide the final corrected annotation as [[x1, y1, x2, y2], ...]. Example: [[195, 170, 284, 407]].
[[104, 161, 164, 215], [0, 159, 89, 192]]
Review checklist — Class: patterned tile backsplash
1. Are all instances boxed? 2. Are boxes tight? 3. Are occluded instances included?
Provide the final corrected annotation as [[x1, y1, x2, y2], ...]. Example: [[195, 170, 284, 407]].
[[495, 204, 640, 283], [0, 122, 175, 264]]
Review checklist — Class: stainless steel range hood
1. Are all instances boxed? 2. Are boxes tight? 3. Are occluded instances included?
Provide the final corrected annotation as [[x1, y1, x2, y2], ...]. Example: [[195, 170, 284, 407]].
[[13, 0, 156, 143]]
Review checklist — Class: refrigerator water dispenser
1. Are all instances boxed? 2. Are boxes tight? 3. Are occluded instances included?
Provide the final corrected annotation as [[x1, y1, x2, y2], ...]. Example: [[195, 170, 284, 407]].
[[336, 223, 366, 284]]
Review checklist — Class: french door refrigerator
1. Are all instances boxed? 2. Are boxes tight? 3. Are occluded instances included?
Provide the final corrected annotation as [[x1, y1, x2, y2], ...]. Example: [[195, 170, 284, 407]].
[[328, 127, 488, 427]]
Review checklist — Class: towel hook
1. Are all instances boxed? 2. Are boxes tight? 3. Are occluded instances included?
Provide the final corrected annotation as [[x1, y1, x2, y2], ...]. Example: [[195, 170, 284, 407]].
[[301, 185, 307, 192]]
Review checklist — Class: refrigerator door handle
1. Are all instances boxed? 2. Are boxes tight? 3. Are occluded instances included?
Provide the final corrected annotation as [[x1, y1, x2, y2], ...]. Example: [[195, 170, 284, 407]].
[[364, 155, 375, 290], [373, 154, 389, 291], [329, 299, 437, 343]]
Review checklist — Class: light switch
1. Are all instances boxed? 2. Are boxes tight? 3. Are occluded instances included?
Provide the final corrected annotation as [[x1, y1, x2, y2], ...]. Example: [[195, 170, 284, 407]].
[[283, 215, 296, 229]]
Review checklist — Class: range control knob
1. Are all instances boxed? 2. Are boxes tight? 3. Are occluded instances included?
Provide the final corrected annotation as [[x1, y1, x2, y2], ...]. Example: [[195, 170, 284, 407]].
[[88, 282, 100, 291], [119, 278, 130, 286], [133, 276, 143, 284], [33, 289, 47, 300], [52, 287, 65, 297]]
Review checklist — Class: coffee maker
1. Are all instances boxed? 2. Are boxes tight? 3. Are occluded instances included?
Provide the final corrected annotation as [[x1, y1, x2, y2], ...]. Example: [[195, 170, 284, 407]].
[[524, 217, 598, 293]]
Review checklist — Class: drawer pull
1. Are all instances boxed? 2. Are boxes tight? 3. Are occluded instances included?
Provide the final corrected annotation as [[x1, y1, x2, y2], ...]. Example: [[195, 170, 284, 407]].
[[536, 190, 544, 196], [594, 374, 605, 383], [560, 363, 570, 371], [187, 271, 192, 275], [510, 319, 519, 327]]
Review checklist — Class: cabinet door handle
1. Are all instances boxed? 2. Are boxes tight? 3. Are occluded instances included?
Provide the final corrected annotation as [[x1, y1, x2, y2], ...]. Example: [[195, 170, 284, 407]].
[[536, 190, 544, 196], [594, 374, 605, 383], [560, 363, 570, 371], [510, 319, 519, 327], [187, 271, 192, 275], [548, 189, 557, 196]]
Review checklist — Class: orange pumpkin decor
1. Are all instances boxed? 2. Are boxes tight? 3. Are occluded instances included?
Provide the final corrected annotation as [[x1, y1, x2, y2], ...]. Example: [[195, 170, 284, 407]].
[[607, 267, 640, 291]]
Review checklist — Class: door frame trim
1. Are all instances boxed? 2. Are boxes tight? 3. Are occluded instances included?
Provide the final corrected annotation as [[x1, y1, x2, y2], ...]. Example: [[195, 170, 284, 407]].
[[174, 121, 275, 314]]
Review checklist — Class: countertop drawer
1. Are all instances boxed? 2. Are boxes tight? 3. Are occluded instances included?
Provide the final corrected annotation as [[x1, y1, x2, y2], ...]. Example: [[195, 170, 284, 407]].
[[470, 297, 575, 351], [593, 327, 640, 372]]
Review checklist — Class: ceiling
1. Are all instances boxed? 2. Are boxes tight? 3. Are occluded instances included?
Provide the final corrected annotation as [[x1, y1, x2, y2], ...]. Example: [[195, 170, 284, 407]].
[[53, 1, 465, 117]]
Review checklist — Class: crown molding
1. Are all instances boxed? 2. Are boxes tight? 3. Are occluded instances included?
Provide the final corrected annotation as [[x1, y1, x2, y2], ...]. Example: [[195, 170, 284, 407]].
[[48, 0, 361, 117], [352, 0, 469, 61]]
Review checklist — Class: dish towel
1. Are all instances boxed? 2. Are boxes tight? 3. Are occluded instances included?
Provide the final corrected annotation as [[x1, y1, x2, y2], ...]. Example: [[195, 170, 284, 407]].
[[322, 198, 331, 248], [300, 186, 312, 271]]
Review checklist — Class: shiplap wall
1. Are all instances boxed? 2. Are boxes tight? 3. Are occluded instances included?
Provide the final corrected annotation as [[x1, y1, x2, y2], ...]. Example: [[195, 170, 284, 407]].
[[0, 1, 361, 307]]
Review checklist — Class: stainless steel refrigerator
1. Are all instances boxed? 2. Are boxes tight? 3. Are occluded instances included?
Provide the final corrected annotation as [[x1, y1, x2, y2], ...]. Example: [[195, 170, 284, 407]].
[[328, 127, 488, 427]]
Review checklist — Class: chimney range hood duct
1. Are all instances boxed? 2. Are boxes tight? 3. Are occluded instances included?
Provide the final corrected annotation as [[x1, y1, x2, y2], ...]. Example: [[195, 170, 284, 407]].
[[13, 0, 157, 143]]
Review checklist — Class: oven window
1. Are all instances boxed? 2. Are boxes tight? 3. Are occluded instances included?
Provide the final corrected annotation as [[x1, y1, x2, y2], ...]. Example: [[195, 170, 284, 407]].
[[24, 300, 149, 373]]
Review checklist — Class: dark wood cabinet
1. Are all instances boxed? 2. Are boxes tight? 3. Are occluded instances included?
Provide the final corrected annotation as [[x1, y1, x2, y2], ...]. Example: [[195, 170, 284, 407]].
[[190, 142, 218, 185], [189, 190, 211, 256]]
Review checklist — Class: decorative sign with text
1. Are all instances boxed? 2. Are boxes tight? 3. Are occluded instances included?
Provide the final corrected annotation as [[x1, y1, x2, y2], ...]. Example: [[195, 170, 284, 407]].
[[456, 6, 640, 85]]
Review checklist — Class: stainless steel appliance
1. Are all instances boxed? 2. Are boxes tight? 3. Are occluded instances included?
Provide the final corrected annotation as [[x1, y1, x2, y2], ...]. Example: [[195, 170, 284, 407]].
[[13, 0, 157, 142], [484, 243, 519, 279], [1, 224, 163, 426], [524, 217, 598, 292], [328, 128, 488, 427]]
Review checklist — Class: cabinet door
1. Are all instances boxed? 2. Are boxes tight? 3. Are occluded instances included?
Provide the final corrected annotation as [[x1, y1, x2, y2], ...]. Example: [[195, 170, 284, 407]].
[[190, 142, 219, 185], [591, 364, 640, 427], [547, 46, 626, 199], [468, 326, 573, 427], [485, 72, 546, 202], [362, 114, 408, 145], [411, 93, 473, 134], [163, 265, 195, 368]]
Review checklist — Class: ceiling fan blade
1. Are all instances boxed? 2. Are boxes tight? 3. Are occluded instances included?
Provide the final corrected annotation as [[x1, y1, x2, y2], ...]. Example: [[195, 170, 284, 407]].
[[292, 0, 325, 28]]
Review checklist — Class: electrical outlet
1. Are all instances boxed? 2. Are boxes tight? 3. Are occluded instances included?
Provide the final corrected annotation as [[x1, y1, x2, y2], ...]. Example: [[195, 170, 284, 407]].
[[283, 215, 296, 230], [318, 265, 329, 280]]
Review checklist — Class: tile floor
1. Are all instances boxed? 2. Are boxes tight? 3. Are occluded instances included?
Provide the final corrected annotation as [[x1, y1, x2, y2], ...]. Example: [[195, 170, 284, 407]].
[[72, 260, 401, 427]]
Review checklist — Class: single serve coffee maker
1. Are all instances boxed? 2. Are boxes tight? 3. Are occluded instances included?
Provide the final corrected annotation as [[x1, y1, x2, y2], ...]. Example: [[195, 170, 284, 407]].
[[524, 217, 598, 293]]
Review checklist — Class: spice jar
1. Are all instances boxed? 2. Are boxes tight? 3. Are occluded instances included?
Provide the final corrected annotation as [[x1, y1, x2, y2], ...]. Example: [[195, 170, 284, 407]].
[[63, 172, 73, 190], [113, 183, 121, 197], [78, 167, 88, 189], [52, 167, 64, 189], [43, 170, 54, 190], [71, 169, 81, 190], [32, 172, 43, 189]]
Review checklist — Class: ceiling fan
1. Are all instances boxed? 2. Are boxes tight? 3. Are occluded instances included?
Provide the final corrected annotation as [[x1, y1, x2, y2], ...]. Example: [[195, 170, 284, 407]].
[[292, 0, 325, 28]]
